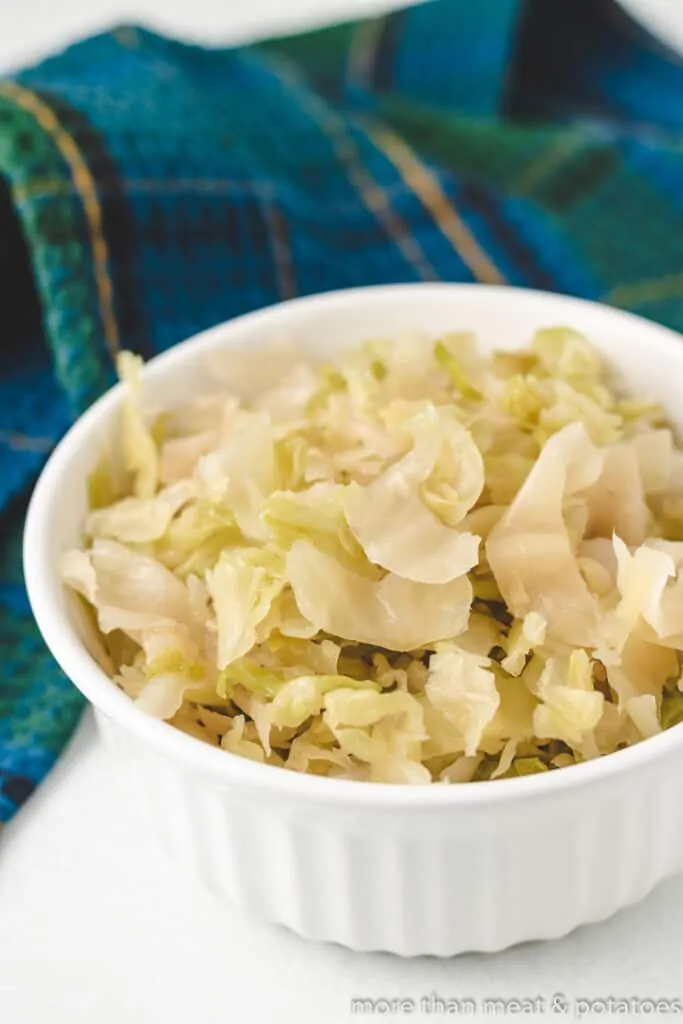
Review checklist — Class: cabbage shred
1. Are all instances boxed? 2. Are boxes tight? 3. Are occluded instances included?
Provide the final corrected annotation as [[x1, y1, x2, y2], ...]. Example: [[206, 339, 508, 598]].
[[61, 329, 683, 784]]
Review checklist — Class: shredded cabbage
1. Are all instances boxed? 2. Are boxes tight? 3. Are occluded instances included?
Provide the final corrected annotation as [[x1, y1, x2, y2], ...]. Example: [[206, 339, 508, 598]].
[[62, 327, 683, 784]]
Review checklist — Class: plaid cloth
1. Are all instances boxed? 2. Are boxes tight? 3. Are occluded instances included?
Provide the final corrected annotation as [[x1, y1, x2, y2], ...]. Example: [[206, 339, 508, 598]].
[[2, 0, 683, 822]]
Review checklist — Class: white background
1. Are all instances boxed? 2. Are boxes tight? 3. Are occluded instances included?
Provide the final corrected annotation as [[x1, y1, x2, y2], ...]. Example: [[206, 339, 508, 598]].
[[0, 0, 682, 71], [0, 0, 408, 72], [3, 1, 683, 1022]]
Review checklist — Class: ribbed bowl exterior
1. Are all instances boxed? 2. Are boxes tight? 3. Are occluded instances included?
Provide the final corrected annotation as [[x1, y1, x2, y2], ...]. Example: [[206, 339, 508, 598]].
[[97, 711, 683, 956]]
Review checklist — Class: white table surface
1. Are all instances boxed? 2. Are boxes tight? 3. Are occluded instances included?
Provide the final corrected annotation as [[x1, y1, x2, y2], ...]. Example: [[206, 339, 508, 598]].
[[3, 1, 683, 1021], [1, 713, 683, 1024]]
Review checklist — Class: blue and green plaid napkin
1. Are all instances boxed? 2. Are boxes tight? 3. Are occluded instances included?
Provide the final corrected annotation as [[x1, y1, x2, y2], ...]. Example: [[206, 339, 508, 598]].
[[3, 0, 683, 822]]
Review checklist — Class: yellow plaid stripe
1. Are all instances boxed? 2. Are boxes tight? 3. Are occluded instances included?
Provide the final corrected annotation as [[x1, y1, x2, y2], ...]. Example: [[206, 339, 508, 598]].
[[264, 57, 438, 281], [0, 82, 120, 360], [258, 191, 298, 300], [607, 272, 683, 309], [511, 131, 585, 194], [346, 16, 387, 91], [366, 121, 507, 285]]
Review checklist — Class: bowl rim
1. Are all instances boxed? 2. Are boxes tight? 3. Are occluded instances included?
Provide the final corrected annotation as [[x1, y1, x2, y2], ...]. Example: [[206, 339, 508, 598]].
[[23, 282, 683, 808]]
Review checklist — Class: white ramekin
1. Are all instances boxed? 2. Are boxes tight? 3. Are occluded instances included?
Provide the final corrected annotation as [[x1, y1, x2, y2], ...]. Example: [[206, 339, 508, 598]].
[[24, 284, 683, 957]]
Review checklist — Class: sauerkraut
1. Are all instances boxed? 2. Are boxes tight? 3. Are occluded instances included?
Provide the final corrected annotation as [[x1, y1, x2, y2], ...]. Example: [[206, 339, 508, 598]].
[[61, 329, 683, 783]]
